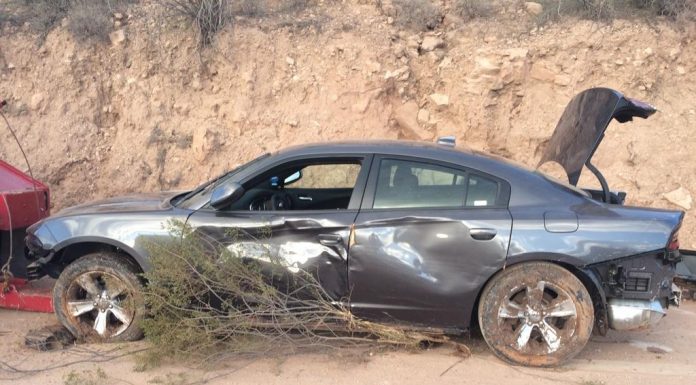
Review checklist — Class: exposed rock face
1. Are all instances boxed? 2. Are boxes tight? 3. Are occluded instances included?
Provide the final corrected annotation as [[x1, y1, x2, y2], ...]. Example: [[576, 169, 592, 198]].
[[530, 63, 556, 82], [525, 2, 544, 16], [191, 127, 217, 163], [29, 93, 45, 111], [429, 93, 449, 107], [393, 101, 432, 140], [417, 108, 430, 124], [1, 3, 695, 245], [109, 29, 125, 45], [664, 187, 693, 210], [421, 36, 445, 52]]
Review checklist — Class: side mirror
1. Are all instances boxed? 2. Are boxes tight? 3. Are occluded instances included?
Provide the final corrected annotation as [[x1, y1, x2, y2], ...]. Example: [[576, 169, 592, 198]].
[[284, 170, 302, 185], [210, 182, 245, 209]]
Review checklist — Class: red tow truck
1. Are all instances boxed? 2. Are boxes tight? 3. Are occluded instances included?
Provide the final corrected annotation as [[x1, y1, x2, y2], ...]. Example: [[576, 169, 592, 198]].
[[0, 99, 53, 313]]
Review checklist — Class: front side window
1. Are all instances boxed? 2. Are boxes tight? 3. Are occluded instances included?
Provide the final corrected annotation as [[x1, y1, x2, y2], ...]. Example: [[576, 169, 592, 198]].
[[224, 159, 364, 211], [372, 159, 501, 209], [289, 164, 361, 189]]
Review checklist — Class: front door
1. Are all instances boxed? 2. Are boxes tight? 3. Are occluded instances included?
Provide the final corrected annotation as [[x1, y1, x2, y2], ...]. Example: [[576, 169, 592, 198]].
[[348, 156, 512, 328], [186, 155, 372, 302]]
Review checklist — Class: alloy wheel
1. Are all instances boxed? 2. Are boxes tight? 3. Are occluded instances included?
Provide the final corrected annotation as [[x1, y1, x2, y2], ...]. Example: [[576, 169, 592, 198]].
[[64, 271, 135, 338], [497, 280, 578, 354]]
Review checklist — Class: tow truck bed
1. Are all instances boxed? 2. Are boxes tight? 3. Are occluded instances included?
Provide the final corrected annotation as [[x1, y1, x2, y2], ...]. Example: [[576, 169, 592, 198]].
[[0, 159, 53, 313]]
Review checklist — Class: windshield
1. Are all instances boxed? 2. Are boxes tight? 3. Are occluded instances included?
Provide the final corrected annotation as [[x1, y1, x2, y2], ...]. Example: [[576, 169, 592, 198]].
[[174, 152, 270, 208]]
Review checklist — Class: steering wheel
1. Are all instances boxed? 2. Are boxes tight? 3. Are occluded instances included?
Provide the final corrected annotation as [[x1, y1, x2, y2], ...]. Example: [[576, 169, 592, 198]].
[[270, 192, 292, 210]]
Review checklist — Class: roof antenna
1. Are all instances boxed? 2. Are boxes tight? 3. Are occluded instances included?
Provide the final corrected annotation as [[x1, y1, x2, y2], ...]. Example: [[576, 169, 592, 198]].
[[437, 136, 456, 147]]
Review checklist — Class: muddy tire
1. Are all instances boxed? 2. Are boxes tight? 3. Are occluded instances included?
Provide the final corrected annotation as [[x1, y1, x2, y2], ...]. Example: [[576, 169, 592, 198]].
[[478, 262, 594, 367], [53, 252, 145, 342]]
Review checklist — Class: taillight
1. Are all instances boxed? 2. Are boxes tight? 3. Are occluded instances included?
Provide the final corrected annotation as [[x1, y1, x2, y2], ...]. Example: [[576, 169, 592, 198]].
[[667, 232, 680, 252]]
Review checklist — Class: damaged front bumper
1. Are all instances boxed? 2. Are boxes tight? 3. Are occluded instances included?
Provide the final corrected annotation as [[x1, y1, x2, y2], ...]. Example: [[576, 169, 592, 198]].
[[23, 230, 56, 280]]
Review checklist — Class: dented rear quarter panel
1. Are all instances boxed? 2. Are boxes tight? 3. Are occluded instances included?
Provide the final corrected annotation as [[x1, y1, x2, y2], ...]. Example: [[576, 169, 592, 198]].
[[506, 177, 683, 312], [507, 201, 682, 267]]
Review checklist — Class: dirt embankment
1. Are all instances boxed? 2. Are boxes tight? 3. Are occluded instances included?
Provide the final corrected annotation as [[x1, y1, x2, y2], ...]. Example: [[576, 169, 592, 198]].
[[1, 1, 695, 244]]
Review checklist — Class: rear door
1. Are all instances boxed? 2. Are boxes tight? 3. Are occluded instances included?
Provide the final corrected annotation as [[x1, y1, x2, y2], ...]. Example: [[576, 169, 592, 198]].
[[348, 156, 512, 328]]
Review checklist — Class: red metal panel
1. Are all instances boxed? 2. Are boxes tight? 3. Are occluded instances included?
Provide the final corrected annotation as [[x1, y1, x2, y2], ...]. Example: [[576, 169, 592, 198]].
[[0, 159, 50, 230], [1, 102, 55, 310], [0, 279, 54, 313]]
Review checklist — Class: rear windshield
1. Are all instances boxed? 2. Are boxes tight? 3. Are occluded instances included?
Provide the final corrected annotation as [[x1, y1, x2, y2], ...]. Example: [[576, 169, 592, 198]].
[[472, 149, 589, 199]]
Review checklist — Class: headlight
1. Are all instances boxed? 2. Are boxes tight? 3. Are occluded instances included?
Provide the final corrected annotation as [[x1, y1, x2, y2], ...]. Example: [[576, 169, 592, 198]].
[[25, 232, 44, 251], [25, 232, 48, 260]]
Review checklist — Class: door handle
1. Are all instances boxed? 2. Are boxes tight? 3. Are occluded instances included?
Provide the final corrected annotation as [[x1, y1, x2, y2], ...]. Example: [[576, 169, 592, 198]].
[[298, 195, 313, 201], [318, 234, 343, 246], [470, 228, 497, 241]]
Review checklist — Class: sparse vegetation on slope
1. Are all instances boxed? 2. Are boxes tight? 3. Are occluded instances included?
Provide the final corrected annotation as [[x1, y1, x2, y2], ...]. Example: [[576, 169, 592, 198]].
[[390, 0, 443, 31], [159, 0, 229, 46], [3, 1, 695, 48], [453, 0, 493, 20], [533, 0, 696, 22], [1, 0, 133, 43]]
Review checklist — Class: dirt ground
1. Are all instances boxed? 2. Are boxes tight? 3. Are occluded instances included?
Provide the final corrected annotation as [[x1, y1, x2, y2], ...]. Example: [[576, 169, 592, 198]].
[[1, 302, 695, 385]]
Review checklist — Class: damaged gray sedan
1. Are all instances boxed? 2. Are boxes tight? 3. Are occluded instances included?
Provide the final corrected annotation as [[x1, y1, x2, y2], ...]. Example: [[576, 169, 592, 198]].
[[24, 88, 683, 366]]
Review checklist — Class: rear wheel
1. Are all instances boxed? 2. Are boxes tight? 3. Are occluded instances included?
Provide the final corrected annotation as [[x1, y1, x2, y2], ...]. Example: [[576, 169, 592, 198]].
[[53, 252, 145, 342], [478, 262, 594, 367]]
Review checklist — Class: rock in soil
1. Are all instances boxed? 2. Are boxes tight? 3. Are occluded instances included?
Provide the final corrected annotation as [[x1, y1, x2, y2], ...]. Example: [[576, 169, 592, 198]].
[[25, 324, 75, 351]]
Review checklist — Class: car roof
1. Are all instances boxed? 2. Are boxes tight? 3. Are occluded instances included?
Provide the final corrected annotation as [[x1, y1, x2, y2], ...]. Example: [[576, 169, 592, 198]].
[[274, 140, 527, 176], [277, 139, 465, 154]]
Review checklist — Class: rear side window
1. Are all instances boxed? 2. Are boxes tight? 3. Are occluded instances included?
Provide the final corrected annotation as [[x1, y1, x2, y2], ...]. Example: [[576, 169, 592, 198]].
[[372, 159, 501, 209], [373, 160, 465, 208], [466, 174, 499, 207]]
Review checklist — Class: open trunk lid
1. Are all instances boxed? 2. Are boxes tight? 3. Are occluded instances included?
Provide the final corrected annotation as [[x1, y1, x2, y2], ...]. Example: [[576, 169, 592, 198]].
[[538, 87, 657, 186]]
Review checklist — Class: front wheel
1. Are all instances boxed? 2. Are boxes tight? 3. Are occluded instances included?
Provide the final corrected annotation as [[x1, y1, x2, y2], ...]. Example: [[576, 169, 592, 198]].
[[478, 262, 594, 367], [53, 252, 145, 342]]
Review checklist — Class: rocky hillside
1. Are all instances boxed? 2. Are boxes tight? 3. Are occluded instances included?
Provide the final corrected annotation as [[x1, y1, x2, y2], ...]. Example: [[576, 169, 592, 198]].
[[1, 0, 696, 245]]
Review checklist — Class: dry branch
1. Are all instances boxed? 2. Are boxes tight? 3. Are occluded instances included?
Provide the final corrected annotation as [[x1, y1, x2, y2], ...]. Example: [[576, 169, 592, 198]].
[[141, 220, 465, 365]]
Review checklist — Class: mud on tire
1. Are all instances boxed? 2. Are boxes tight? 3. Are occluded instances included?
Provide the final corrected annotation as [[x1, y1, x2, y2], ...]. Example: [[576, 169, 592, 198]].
[[53, 252, 145, 342], [478, 262, 594, 367]]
